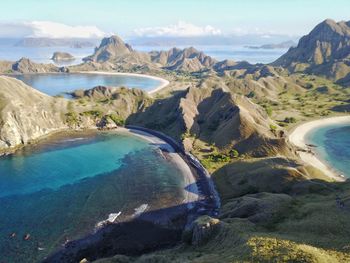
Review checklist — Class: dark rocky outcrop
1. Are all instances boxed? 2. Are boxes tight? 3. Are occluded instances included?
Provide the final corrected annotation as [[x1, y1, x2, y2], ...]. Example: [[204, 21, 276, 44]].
[[51, 52, 75, 61], [183, 216, 221, 246]]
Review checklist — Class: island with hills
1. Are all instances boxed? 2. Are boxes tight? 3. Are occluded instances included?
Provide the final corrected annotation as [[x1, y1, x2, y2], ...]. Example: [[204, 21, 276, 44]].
[[0, 19, 350, 262]]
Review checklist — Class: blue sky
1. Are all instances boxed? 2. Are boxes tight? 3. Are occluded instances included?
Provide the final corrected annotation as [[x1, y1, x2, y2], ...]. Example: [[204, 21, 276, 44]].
[[0, 0, 349, 37]]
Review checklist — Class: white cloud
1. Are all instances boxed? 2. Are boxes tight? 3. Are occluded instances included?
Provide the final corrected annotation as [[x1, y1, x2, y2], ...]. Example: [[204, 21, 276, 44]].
[[0, 21, 107, 38], [133, 21, 221, 37]]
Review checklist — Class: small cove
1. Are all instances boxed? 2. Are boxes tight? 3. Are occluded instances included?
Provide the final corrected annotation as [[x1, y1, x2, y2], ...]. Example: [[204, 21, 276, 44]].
[[0, 131, 186, 262]]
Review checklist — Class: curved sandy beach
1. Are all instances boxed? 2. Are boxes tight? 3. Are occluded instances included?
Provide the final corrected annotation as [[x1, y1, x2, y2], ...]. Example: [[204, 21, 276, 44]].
[[78, 71, 169, 95], [289, 116, 350, 181], [117, 127, 199, 207]]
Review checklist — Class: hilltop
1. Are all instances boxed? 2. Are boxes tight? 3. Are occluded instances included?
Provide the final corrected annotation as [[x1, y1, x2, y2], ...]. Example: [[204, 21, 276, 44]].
[[273, 19, 350, 86]]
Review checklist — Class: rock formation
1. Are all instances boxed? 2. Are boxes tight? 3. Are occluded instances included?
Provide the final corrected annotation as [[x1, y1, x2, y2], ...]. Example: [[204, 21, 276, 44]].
[[51, 52, 75, 61], [0, 76, 67, 152], [273, 19, 350, 86]]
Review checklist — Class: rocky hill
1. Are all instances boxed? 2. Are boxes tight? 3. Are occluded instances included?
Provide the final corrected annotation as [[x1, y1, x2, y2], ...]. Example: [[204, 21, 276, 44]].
[[150, 47, 217, 72], [0, 57, 61, 74], [127, 86, 292, 157], [273, 19, 350, 86], [0, 77, 152, 153], [82, 35, 217, 72], [83, 35, 135, 63], [0, 76, 67, 153]]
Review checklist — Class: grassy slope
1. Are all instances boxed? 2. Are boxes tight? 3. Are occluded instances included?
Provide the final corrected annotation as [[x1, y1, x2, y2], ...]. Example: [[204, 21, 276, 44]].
[[94, 72, 350, 263]]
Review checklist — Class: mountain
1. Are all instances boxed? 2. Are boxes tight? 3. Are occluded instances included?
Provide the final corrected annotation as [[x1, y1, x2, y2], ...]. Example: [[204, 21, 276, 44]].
[[246, 40, 296, 49], [83, 35, 135, 62], [127, 86, 292, 157], [273, 19, 350, 86], [0, 76, 66, 152], [82, 35, 217, 72], [150, 47, 217, 71]]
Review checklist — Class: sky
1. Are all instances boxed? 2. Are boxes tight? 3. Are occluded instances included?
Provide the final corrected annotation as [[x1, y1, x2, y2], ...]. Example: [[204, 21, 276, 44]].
[[0, 0, 349, 38]]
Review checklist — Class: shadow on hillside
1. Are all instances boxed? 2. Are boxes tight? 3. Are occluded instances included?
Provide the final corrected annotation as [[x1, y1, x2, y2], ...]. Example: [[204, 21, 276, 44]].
[[43, 200, 200, 263], [126, 89, 187, 138]]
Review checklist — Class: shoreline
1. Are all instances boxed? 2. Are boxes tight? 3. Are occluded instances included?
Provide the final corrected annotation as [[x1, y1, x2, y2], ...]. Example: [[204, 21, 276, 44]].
[[288, 116, 350, 181], [118, 127, 200, 207], [77, 71, 170, 95]]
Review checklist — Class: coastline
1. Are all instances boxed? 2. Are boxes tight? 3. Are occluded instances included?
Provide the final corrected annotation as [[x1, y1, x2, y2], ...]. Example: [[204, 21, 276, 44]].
[[289, 116, 350, 181], [77, 71, 170, 95], [117, 127, 200, 207]]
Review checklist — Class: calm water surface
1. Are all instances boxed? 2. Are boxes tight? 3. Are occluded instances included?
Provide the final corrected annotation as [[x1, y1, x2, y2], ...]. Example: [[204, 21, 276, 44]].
[[0, 131, 185, 262], [12, 73, 162, 96], [305, 124, 350, 178]]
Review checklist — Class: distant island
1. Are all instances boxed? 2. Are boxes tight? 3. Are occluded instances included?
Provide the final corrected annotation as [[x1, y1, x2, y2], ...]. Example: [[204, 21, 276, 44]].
[[14, 37, 99, 48], [246, 40, 296, 49], [51, 51, 75, 61]]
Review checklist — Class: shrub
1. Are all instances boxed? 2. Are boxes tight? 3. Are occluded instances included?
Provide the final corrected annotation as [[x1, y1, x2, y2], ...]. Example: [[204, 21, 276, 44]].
[[65, 111, 79, 126], [263, 105, 273, 117], [283, 117, 297, 123], [82, 110, 104, 118], [229, 149, 239, 158], [108, 114, 125, 126], [270, 124, 277, 131]]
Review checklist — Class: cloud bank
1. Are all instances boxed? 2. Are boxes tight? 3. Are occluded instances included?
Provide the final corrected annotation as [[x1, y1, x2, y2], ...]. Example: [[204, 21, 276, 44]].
[[0, 21, 107, 38], [133, 21, 221, 37]]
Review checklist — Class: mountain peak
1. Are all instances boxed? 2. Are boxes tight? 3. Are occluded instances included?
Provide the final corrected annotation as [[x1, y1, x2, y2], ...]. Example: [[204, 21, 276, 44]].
[[84, 35, 133, 62], [273, 19, 350, 86], [312, 19, 350, 36]]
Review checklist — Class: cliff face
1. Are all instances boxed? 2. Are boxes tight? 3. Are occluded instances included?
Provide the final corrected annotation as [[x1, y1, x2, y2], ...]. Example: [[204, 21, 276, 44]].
[[273, 19, 350, 85], [0, 76, 67, 152]]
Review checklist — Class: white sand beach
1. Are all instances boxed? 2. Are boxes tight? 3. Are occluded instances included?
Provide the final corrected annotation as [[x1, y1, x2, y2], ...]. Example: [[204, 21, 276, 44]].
[[289, 116, 350, 181], [78, 71, 169, 95]]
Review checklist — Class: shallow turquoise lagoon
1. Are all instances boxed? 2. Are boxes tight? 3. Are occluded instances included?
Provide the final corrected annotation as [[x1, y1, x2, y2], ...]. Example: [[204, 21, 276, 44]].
[[0, 131, 185, 262], [305, 124, 350, 178]]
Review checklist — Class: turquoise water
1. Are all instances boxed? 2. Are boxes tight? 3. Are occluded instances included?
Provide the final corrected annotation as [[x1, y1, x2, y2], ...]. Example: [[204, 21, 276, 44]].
[[12, 73, 162, 96], [0, 131, 185, 262], [305, 124, 350, 178]]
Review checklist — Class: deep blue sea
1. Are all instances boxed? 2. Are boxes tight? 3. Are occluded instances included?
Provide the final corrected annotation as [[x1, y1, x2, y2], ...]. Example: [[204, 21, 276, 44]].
[[305, 124, 350, 178], [12, 73, 162, 96], [0, 131, 185, 262]]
